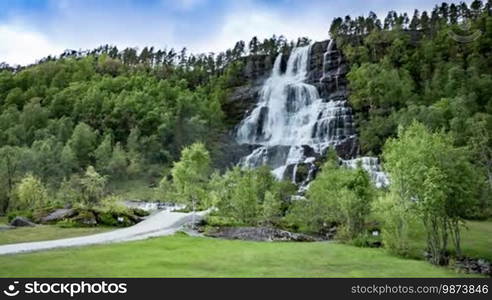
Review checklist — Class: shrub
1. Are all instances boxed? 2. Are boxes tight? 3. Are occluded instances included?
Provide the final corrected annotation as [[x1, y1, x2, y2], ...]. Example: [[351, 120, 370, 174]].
[[14, 174, 48, 210], [373, 193, 419, 257], [80, 166, 107, 204], [289, 150, 375, 238], [211, 166, 294, 226]]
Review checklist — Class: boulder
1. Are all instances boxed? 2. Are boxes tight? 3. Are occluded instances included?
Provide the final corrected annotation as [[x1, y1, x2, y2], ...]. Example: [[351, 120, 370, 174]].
[[10, 216, 36, 227], [206, 227, 318, 242], [72, 211, 97, 226], [40, 208, 76, 224], [455, 257, 492, 276]]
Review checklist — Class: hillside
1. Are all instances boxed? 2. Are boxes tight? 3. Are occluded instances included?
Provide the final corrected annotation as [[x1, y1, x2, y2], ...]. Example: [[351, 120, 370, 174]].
[[0, 1, 491, 277]]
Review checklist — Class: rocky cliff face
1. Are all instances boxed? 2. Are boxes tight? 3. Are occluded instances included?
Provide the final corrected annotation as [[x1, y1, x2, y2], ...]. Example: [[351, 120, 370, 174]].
[[309, 40, 357, 160], [216, 55, 274, 170], [223, 55, 274, 125]]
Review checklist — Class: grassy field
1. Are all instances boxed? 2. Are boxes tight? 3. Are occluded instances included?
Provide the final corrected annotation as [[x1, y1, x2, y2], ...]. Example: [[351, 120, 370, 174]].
[[0, 234, 478, 277], [461, 220, 492, 261], [408, 220, 492, 261], [0, 225, 111, 246]]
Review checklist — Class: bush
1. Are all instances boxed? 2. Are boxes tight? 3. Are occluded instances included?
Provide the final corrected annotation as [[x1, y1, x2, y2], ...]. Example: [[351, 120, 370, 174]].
[[7, 210, 34, 223], [95, 211, 119, 226], [98, 195, 128, 215], [288, 150, 375, 238], [349, 232, 382, 248], [373, 193, 419, 257], [14, 174, 48, 211], [57, 219, 78, 228], [204, 215, 242, 227], [211, 166, 294, 226]]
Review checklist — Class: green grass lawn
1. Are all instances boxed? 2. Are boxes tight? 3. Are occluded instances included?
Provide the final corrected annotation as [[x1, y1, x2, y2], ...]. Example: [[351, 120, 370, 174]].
[[0, 226, 111, 245], [408, 220, 492, 261], [0, 234, 478, 277], [462, 220, 492, 261]]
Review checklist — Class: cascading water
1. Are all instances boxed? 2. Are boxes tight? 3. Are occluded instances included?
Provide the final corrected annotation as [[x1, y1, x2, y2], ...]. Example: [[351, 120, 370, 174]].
[[235, 41, 389, 188], [342, 157, 389, 188], [236, 44, 355, 184]]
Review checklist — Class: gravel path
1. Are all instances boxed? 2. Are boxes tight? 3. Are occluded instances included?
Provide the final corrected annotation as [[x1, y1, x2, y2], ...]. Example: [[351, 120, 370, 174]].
[[0, 210, 206, 256]]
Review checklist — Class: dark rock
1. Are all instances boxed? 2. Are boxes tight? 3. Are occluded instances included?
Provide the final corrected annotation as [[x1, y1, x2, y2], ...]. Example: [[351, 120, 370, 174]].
[[72, 211, 97, 226], [335, 136, 359, 159], [40, 208, 76, 224], [10, 216, 36, 227], [211, 135, 259, 170], [455, 257, 492, 276], [284, 163, 316, 184], [226, 83, 263, 123], [206, 226, 318, 242], [320, 225, 338, 240], [239, 54, 274, 81]]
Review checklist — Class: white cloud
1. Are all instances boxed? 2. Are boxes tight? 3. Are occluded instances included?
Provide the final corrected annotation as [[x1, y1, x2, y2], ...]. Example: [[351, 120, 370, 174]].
[[190, 4, 330, 53], [0, 24, 65, 65]]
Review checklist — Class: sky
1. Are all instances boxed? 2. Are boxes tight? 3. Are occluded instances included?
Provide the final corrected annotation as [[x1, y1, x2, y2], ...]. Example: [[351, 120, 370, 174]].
[[0, 0, 470, 66]]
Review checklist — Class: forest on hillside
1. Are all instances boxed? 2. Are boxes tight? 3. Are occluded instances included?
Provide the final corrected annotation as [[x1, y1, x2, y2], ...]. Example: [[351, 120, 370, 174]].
[[0, 1, 491, 269]]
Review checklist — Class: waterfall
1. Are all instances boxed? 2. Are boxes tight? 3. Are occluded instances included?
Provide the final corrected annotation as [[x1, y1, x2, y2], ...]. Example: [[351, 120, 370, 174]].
[[319, 39, 334, 83], [342, 157, 390, 188], [235, 41, 389, 188], [236, 44, 355, 182]]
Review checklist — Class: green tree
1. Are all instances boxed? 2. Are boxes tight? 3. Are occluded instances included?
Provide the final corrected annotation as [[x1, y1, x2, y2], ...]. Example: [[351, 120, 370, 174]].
[[68, 122, 98, 168], [80, 166, 107, 204], [305, 151, 375, 239], [94, 133, 113, 174], [373, 192, 419, 256], [383, 122, 480, 263], [14, 174, 48, 210], [261, 190, 282, 226], [171, 143, 211, 222], [60, 144, 78, 176], [0, 146, 24, 213], [108, 142, 128, 179]]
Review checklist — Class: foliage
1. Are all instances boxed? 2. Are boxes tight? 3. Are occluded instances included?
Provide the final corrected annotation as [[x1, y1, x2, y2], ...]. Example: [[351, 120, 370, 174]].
[[0, 146, 26, 213], [383, 122, 482, 264], [373, 192, 419, 257], [210, 166, 295, 226], [288, 150, 375, 239], [80, 166, 107, 204], [337, 3, 492, 201], [13, 174, 48, 211], [170, 143, 211, 211]]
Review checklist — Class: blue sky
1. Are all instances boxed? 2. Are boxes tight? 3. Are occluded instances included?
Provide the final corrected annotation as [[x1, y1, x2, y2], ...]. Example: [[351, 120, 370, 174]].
[[0, 0, 470, 65]]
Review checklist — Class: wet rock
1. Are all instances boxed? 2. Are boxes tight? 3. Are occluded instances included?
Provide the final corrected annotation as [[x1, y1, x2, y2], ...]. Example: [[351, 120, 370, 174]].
[[40, 208, 76, 224], [284, 163, 315, 184], [335, 136, 359, 159], [10, 216, 36, 227], [206, 226, 318, 242]]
